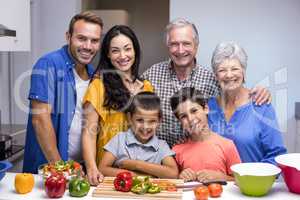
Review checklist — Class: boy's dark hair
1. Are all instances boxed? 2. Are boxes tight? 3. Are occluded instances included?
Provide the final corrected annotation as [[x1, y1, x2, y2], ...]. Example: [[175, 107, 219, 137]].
[[126, 92, 162, 118], [170, 87, 208, 118], [68, 11, 103, 36]]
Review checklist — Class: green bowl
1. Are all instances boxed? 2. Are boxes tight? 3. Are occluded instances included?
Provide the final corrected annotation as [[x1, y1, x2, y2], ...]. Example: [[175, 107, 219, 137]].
[[231, 163, 281, 197]]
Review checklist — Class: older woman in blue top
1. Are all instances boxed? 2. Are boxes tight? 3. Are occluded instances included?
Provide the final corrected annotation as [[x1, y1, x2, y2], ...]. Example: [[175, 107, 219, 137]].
[[208, 41, 286, 165]]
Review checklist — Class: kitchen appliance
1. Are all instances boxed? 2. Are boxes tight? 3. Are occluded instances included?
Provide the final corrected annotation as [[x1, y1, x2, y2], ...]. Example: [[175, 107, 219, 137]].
[[0, 124, 25, 162], [0, 124, 26, 174], [0, 135, 12, 160]]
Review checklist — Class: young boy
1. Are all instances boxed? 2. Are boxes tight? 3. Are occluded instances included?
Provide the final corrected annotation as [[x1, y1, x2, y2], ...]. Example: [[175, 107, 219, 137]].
[[98, 91, 178, 178], [170, 87, 241, 182]]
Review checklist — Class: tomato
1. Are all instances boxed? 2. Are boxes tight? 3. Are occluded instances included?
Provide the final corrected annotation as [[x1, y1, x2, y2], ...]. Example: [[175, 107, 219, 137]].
[[208, 183, 223, 197], [72, 161, 81, 170], [194, 185, 209, 200], [14, 173, 35, 194]]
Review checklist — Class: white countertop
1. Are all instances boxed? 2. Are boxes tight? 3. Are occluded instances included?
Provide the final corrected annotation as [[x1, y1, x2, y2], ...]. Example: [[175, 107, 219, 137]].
[[0, 172, 299, 200]]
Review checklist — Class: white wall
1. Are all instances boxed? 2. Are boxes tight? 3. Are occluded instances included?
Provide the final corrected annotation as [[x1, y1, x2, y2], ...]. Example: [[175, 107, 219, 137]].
[[170, 0, 300, 152], [0, 0, 82, 124]]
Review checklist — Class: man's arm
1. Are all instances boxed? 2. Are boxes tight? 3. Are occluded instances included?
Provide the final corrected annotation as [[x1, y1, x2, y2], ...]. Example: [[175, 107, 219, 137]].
[[250, 86, 272, 105], [31, 100, 61, 163]]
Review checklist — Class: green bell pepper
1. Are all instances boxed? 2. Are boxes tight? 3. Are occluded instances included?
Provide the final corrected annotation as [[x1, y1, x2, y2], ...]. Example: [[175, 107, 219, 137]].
[[131, 182, 151, 194], [132, 176, 142, 187], [131, 175, 162, 194], [132, 176, 150, 186], [69, 177, 90, 197]]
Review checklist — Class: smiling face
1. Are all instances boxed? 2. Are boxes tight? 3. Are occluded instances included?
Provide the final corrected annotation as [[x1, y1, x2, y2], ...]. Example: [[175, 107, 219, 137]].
[[175, 99, 209, 138], [167, 25, 198, 69], [66, 19, 101, 66], [128, 107, 160, 144], [215, 58, 245, 92], [108, 34, 135, 74]]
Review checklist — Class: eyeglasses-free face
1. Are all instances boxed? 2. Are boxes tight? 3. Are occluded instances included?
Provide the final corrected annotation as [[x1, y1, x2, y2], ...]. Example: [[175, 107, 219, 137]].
[[167, 25, 198, 69], [215, 58, 245, 92]]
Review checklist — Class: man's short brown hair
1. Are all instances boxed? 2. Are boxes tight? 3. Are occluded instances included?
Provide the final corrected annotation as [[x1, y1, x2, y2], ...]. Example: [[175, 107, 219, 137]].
[[68, 11, 103, 36]]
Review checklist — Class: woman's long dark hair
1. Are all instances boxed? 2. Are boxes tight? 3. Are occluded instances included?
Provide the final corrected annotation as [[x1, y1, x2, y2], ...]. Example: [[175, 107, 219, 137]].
[[95, 25, 141, 111]]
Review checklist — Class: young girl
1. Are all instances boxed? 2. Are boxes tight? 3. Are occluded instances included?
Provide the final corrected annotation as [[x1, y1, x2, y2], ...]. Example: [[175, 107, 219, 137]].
[[170, 87, 241, 182], [82, 25, 154, 185], [99, 92, 178, 178]]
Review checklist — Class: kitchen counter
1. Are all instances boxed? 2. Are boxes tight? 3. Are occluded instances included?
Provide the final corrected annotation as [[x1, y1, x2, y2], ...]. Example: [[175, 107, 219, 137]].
[[0, 173, 299, 200]]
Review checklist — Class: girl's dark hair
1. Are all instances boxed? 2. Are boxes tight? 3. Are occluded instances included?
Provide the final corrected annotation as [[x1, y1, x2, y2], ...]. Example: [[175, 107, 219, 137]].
[[126, 92, 162, 118], [170, 87, 208, 117], [95, 25, 141, 110]]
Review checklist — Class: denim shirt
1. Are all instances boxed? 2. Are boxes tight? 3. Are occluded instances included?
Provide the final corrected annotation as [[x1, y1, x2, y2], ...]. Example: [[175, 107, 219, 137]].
[[23, 45, 95, 173], [208, 97, 287, 165]]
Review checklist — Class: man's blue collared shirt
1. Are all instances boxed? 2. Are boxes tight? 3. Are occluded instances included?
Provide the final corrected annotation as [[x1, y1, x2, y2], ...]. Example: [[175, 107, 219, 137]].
[[23, 45, 95, 173]]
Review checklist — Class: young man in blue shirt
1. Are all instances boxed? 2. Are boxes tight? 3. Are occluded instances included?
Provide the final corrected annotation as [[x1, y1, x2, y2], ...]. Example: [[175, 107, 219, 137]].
[[23, 11, 103, 179]]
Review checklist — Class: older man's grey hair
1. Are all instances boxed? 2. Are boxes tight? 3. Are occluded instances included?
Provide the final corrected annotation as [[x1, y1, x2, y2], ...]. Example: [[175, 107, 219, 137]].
[[165, 18, 199, 45], [211, 42, 248, 73]]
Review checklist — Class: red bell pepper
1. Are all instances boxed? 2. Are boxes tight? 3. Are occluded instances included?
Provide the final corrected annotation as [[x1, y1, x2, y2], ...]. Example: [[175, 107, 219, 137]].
[[45, 173, 66, 198], [113, 172, 133, 192]]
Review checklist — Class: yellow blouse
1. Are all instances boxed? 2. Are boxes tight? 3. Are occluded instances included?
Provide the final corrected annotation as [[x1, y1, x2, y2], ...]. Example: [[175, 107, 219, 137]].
[[83, 78, 154, 164]]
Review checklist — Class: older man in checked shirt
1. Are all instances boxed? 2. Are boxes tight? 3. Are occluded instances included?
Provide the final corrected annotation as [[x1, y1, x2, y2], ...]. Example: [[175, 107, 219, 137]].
[[142, 18, 270, 147]]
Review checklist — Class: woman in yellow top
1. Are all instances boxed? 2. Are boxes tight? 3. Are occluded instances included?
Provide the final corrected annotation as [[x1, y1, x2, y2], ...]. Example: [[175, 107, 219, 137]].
[[82, 25, 154, 185]]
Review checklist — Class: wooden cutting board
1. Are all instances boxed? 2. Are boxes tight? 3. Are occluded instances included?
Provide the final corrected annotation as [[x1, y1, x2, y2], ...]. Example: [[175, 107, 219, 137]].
[[92, 177, 184, 200]]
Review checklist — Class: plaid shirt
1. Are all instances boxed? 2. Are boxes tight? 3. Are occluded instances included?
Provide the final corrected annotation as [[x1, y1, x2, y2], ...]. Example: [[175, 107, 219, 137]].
[[142, 60, 219, 147]]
